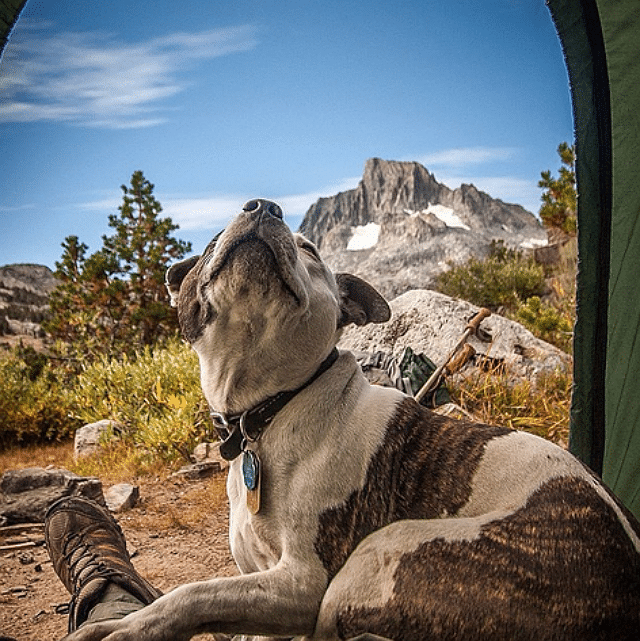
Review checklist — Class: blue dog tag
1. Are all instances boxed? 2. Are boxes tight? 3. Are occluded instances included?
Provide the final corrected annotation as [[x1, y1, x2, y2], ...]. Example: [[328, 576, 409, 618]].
[[242, 450, 261, 514], [243, 449, 259, 490]]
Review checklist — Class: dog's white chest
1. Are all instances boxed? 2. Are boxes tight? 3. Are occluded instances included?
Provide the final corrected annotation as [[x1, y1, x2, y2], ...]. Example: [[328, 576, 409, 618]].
[[227, 460, 280, 572]]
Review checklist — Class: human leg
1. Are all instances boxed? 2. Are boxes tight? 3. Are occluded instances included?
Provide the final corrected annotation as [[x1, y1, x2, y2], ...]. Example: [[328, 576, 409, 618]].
[[44, 496, 161, 632]]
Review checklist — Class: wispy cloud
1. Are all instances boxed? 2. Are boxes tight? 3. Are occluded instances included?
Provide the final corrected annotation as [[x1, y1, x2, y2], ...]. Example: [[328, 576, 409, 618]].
[[77, 176, 362, 232], [0, 203, 37, 213], [0, 24, 258, 129], [277, 176, 361, 218], [432, 172, 541, 213], [78, 194, 246, 231], [412, 147, 540, 213], [415, 146, 518, 169], [163, 196, 247, 229], [163, 176, 361, 230]]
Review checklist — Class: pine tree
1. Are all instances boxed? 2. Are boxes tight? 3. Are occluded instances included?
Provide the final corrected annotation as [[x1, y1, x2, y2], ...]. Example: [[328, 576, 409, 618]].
[[46, 171, 192, 357], [538, 142, 577, 235], [55, 235, 88, 283], [44, 236, 93, 348], [103, 170, 192, 347]]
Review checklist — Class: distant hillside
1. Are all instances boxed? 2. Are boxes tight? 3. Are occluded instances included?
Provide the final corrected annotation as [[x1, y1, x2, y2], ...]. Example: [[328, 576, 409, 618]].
[[299, 158, 548, 299], [0, 264, 58, 338]]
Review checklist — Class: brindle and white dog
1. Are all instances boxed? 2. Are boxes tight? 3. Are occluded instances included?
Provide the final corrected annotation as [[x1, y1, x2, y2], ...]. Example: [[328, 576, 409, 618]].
[[68, 199, 640, 641]]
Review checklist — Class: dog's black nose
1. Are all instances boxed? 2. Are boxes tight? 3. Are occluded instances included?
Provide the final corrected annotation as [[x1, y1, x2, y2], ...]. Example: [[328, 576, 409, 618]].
[[242, 199, 283, 220]]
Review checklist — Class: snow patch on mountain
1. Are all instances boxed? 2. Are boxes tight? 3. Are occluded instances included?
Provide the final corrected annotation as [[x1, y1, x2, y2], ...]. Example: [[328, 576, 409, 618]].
[[405, 204, 471, 231], [347, 222, 381, 250], [298, 158, 550, 300]]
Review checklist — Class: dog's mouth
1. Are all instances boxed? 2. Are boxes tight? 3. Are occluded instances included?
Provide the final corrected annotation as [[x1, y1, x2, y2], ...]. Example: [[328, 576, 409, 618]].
[[211, 233, 302, 304], [203, 209, 306, 307]]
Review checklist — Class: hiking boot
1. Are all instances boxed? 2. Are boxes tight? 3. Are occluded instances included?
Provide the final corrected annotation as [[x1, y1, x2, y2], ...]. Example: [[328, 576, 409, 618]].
[[45, 496, 162, 632]]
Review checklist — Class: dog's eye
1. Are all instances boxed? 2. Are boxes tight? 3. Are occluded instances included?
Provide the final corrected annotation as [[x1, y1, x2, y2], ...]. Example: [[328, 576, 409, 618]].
[[299, 241, 320, 260]]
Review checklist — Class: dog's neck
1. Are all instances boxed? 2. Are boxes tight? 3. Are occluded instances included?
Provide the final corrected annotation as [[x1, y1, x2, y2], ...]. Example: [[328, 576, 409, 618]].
[[210, 347, 340, 461]]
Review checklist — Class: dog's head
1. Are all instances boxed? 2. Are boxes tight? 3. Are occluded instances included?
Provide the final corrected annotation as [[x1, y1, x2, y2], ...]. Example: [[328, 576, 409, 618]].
[[166, 199, 390, 412]]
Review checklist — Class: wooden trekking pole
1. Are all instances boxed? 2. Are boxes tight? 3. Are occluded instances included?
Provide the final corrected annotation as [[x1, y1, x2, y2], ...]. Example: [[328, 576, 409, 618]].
[[414, 307, 491, 404]]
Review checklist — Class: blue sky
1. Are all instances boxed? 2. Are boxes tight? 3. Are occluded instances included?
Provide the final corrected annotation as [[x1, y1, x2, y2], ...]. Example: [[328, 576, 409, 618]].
[[0, 0, 573, 269]]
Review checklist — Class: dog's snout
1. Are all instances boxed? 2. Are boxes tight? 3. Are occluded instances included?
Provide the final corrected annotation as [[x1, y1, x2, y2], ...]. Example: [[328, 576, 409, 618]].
[[242, 199, 283, 220]]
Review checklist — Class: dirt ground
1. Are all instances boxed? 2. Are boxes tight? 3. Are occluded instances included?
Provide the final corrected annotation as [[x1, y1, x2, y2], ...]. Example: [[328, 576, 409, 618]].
[[0, 472, 237, 641]]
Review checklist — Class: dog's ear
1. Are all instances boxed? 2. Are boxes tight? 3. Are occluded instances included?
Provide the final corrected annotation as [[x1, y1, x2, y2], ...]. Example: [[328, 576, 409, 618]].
[[166, 255, 214, 343], [166, 255, 200, 308], [336, 273, 391, 328]]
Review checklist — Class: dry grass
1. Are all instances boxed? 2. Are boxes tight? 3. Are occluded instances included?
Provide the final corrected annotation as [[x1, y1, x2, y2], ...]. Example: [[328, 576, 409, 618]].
[[0, 437, 230, 540], [1, 358, 573, 520], [450, 365, 572, 447], [0, 439, 75, 476], [70, 440, 174, 485], [125, 473, 229, 531], [552, 237, 578, 298], [0, 438, 173, 486]]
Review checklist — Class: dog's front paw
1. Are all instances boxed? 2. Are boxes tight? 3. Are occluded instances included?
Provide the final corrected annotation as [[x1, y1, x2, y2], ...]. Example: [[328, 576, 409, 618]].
[[61, 610, 190, 641], [62, 620, 120, 641]]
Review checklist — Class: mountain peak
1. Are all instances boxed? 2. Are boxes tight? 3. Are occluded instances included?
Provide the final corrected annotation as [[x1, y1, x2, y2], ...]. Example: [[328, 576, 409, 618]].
[[298, 158, 547, 300]]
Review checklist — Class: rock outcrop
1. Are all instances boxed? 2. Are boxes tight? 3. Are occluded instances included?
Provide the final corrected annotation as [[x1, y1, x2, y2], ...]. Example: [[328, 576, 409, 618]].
[[0, 468, 104, 525], [299, 158, 548, 299], [339, 289, 570, 382], [0, 264, 58, 338]]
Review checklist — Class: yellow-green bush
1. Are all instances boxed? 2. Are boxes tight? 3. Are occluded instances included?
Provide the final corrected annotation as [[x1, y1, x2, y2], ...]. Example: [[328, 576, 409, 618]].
[[0, 352, 79, 447], [516, 295, 573, 353], [435, 240, 576, 353], [66, 337, 211, 465], [1, 338, 213, 465]]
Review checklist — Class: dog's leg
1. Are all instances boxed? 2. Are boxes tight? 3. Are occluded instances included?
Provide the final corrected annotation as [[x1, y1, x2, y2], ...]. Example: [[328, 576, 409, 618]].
[[313, 515, 509, 640], [63, 562, 328, 641]]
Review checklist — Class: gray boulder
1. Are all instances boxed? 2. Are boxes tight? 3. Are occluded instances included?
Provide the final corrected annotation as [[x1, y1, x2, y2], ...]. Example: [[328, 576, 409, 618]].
[[339, 289, 570, 382], [171, 462, 222, 481], [74, 419, 123, 459], [104, 483, 139, 513], [192, 442, 229, 471], [0, 468, 104, 525]]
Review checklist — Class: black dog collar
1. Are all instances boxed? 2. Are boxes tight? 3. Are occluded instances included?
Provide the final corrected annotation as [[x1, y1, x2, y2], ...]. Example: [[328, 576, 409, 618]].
[[211, 347, 340, 461]]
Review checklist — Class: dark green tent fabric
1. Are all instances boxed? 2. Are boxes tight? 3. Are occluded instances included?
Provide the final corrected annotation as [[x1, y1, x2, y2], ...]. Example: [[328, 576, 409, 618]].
[[547, 0, 612, 477], [597, 0, 640, 518], [0, 0, 27, 58], [549, 0, 640, 519]]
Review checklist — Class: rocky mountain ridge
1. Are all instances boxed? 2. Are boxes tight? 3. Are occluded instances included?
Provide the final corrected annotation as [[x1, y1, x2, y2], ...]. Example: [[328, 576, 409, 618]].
[[1, 160, 548, 338], [0, 263, 58, 338], [299, 158, 548, 299]]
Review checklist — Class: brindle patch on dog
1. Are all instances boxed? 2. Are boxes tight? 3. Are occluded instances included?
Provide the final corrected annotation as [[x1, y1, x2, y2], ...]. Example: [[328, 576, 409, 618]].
[[314, 397, 512, 579], [334, 475, 640, 641]]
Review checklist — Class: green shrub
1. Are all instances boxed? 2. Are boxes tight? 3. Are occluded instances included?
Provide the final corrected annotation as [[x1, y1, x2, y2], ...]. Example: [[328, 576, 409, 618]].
[[66, 337, 211, 465], [0, 351, 79, 447], [516, 294, 573, 353], [435, 248, 546, 312], [515, 239, 577, 353]]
